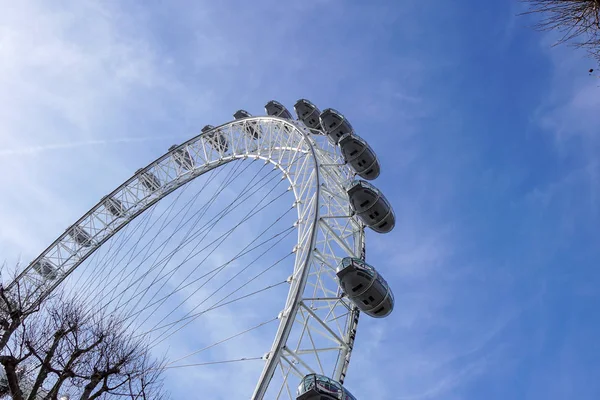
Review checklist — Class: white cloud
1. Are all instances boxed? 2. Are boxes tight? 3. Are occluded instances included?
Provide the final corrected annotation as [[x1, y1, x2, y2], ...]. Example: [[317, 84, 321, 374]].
[[0, 0, 196, 264], [529, 30, 600, 215]]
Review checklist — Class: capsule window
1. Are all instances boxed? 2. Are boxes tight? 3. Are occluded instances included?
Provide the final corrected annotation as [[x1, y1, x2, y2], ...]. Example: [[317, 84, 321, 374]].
[[362, 299, 369, 305], [351, 283, 364, 292], [359, 200, 370, 208], [369, 211, 380, 220], [374, 306, 386, 314], [378, 221, 389, 228], [349, 149, 359, 156]]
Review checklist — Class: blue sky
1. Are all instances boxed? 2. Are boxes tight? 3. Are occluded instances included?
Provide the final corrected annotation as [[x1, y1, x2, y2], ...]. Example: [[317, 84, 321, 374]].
[[1, 1, 599, 399]]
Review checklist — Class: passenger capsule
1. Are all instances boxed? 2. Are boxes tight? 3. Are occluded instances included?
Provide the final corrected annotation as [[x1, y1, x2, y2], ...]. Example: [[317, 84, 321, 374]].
[[347, 180, 395, 233], [102, 195, 125, 217], [338, 133, 380, 180], [233, 109, 252, 119], [136, 168, 161, 192], [233, 110, 260, 139], [265, 100, 293, 119], [32, 258, 58, 280], [297, 374, 357, 400], [68, 226, 93, 247], [337, 257, 394, 318], [201, 125, 229, 153], [319, 108, 354, 144], [169, 144, 194, 171], [294, 99, 322, 130]]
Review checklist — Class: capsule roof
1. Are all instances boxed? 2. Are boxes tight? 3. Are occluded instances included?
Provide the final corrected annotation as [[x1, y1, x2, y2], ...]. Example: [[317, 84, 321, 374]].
[[319, 108, 354, 144], [337, 256, 375, 274], [233, 109, 252, 119], [294, 99, 317, 116], [320, 108, 350, 126], [347, 179, 382, 195], [294, 99, 322, 130], [265, 100, 293, 119], [296, 374, 357, 400], [338, 133, 381, 180]]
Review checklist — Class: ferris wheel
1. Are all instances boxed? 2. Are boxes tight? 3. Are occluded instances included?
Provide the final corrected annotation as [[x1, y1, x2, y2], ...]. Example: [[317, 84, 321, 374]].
[[8, 99, 396, 399]]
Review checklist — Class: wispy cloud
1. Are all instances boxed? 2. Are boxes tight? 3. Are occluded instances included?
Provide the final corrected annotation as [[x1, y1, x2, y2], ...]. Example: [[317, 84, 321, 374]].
[[2, 1, 600, 399], [0, 136, 184, 156]]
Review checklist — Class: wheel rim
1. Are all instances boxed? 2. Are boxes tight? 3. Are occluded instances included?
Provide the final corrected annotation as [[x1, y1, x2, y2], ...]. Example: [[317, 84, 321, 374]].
[[9, 117, 363, 399]]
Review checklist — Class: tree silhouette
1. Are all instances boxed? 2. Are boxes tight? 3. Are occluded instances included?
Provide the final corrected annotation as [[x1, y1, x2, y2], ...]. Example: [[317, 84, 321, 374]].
[[522, 0, 600, 68], [0, 273, 167, 400]]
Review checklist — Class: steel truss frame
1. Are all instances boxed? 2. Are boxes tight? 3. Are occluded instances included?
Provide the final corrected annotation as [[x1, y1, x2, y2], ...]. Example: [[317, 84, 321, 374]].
[[9, 117, 364, 400]]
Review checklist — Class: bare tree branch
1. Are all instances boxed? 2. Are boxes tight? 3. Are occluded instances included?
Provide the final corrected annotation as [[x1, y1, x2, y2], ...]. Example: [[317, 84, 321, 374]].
[[521, 0, 600, 64], [0, 271, 168, 400]]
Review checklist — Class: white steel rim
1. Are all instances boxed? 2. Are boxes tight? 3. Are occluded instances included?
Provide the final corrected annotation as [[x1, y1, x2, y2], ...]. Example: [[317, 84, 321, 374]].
[[9, 117, 364, 399]]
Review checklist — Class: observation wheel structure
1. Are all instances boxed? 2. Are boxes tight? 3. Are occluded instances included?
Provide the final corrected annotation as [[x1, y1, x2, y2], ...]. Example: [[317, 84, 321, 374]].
[[8, 99, 396, 399]]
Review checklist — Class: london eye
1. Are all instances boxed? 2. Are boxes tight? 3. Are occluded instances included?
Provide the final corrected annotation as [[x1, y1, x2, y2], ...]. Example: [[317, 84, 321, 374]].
[[7, 99, 396, 399]]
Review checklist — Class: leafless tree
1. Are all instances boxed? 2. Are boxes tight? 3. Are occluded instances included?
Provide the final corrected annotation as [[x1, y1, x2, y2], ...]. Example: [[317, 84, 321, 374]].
[[0, 268, 168, 400], [521, 0, 600, 67]]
